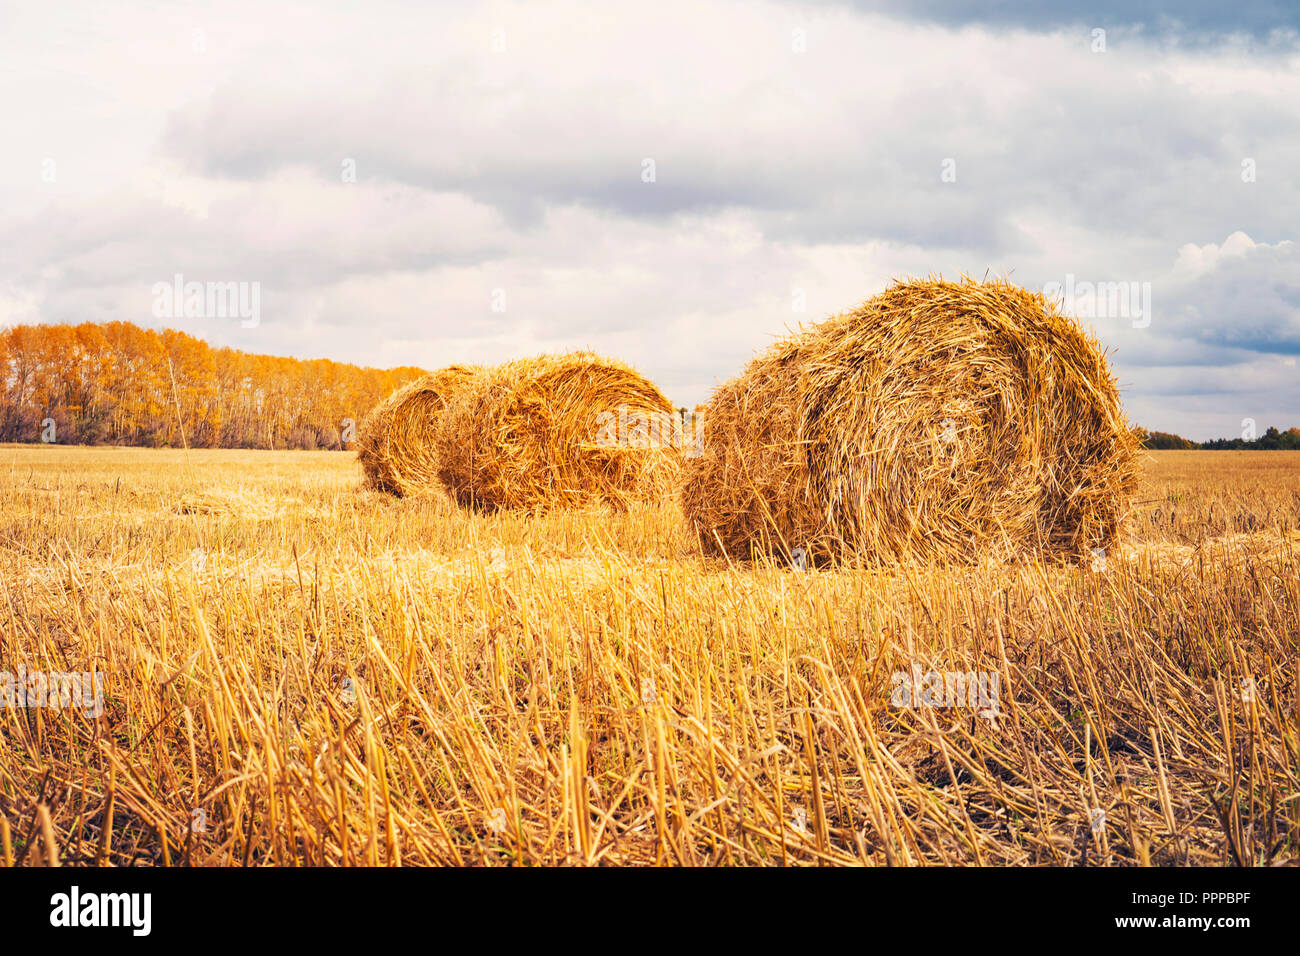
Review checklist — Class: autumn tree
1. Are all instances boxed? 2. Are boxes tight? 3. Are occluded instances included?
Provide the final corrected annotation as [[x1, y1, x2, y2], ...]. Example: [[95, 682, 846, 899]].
[[0, 321, 425, 449]]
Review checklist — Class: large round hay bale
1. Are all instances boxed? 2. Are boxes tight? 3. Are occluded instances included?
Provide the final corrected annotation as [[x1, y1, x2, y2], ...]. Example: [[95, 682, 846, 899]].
[[682, 278, 1140, 565], [435, 352, 681, 511], [357, 365, 479, 497]]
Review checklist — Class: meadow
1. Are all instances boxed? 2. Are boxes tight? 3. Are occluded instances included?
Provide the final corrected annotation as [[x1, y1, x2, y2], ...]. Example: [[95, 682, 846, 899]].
[[1, 444, 1296, 866]]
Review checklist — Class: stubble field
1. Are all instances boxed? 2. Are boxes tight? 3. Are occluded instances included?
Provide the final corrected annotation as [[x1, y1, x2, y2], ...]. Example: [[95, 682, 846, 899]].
[[1, 445, 1297, 866]]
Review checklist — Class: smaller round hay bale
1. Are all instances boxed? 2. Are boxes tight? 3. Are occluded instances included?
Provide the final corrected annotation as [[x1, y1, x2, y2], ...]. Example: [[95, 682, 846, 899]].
[[357, 365, 479, 497], [435, 352, 681, 511], [682, 277, 1140, 565]]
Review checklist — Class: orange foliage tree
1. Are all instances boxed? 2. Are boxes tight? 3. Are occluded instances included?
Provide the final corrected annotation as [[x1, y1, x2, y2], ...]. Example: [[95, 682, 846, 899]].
[[0, 321, 425, 449]]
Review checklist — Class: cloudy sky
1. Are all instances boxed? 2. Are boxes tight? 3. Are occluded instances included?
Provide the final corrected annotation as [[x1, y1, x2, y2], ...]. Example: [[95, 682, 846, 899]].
[[1, 0, 1297, 440]]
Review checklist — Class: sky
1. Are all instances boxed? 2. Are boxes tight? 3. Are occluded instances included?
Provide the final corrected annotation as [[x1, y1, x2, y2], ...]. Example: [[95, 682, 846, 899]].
[[1, 0, 1297, 441]]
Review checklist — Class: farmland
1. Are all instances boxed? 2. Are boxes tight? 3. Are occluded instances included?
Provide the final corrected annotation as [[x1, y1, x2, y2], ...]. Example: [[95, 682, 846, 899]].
[[0, 445, 1297, 866]]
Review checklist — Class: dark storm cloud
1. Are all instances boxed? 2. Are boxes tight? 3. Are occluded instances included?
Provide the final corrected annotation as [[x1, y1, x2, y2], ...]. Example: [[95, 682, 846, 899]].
[[158, 26, 1300, 258], [820, 1, 1300, 41]]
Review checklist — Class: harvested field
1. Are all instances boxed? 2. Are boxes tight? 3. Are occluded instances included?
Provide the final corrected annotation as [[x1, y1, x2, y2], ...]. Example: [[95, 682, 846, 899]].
[[0, 445, 1295, 866]]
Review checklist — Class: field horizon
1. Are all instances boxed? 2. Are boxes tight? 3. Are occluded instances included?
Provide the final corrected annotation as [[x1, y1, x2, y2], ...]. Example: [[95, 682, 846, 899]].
[[1, 444, 1296, 866]]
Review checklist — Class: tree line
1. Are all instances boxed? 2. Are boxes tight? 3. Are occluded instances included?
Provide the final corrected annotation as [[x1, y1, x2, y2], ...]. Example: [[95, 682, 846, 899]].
[[4, 321, 1294, 453], [1135, 427, 1300, 450], [0, 322, 425, 449]]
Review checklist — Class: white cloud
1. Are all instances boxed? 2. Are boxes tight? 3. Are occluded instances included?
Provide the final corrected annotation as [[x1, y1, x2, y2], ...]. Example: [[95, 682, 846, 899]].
[[1173, 230, 1265, 275], [0, 0, 1297, 440]]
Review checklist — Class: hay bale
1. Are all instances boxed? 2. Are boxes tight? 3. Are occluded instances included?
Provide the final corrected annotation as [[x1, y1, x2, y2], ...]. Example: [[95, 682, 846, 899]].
[[357, 365, 479, 497], [682, 277, 1140, 565], [435, 352, 681, 511]]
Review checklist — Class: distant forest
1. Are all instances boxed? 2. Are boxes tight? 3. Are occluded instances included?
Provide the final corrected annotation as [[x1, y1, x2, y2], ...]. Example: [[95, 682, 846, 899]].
[[1136, 427, 1300, 450], [0, 322, 425, 449], [1, 321, 1295, 451]]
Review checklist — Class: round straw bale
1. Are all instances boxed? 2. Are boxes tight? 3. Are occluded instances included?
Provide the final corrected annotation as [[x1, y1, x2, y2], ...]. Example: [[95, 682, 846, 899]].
[[682, 277, 1139, 565], [435, 352, 681, 511], [357, 365, 480, 497]]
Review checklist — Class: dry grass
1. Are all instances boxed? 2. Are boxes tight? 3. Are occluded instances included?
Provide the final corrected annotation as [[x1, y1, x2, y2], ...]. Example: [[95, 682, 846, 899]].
[[0, 445, 1296, 866], [684, 278, 1139, 566]]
